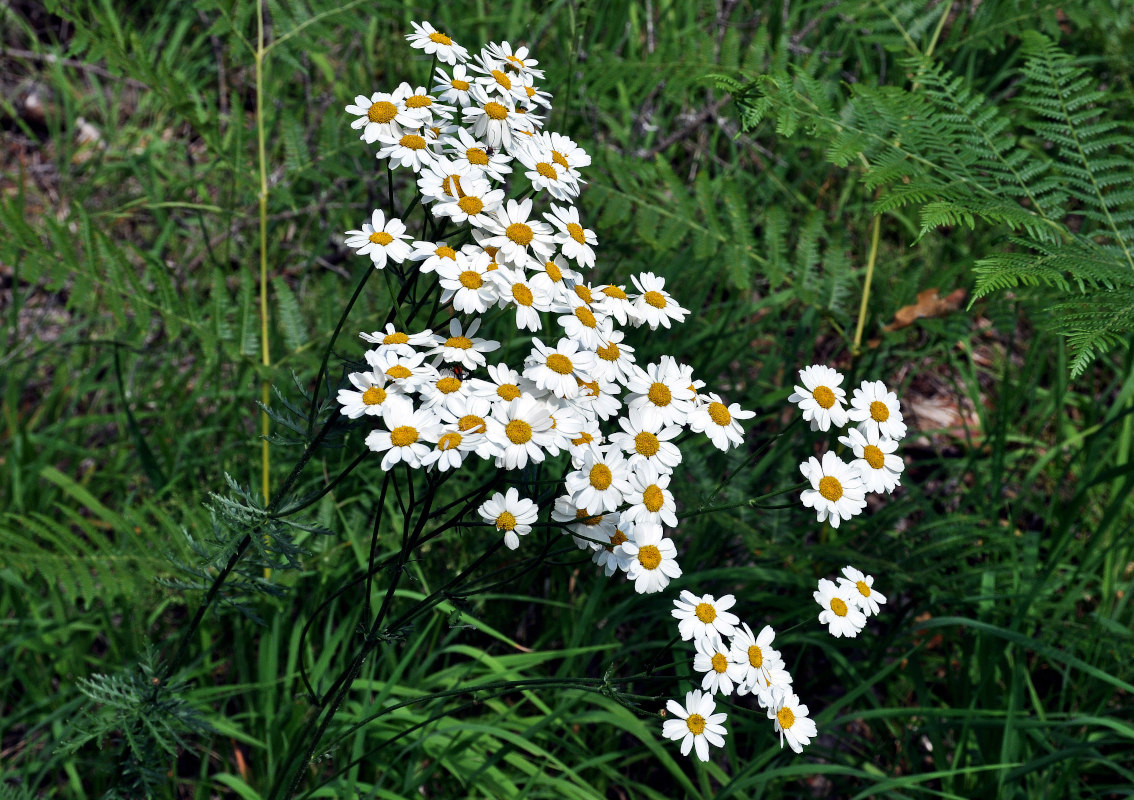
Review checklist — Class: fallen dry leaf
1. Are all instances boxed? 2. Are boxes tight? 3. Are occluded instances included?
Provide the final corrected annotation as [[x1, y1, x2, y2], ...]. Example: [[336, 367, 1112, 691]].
[[883, 288, 967, 332]]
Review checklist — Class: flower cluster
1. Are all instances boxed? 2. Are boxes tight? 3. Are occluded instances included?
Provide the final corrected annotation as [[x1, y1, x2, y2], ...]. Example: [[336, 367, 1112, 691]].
[[340, 24, 754, 593], [814, 565, 887, 638], [789, 366, 907, 527]]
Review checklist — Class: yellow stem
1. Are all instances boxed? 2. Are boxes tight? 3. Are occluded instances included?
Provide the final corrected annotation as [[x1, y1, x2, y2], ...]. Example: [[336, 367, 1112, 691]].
[[853, 213, 881, 355], [256, 0, 271, 578]]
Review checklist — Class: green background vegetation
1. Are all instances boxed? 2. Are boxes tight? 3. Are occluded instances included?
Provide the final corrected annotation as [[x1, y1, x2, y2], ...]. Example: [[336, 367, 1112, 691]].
[[2, 0, 1132, 797]]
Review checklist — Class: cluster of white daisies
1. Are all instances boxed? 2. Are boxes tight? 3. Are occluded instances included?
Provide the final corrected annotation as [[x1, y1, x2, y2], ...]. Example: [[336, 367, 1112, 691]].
[[337, 23, 900, 767], [789, 365, 907, 528]]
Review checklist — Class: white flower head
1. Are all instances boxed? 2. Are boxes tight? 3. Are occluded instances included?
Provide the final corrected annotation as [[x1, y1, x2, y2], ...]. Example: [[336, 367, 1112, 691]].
[[523, 337, 596, 400], [671, 590, 740, 642], [483, 197, 556, 266], [432, 64, 475, 107], [552, 495, 617, 551], [838, 426, 903, 494], [487, 394, 553, 470], [544, 204, 596, 266], [483, 41, 545, 80], [478, 488, 539, 550], [345, 90, 420, 143], [360, 324, 437, 357], [838, 565, 887, 617], [625, 358, 696, 429], [693, 633, 747, 696], [728, 623, 785, 700], [661, 690, 727, 762], [344, 209, 412, 269], [688, 391, 755, 452], [769, 692, 818, 754], [814, 577, 868, 638], [376, 129, 437, 172], [609, 410, 683, 474], [629, 272, 688, 330], [590, 322, 637, 386], [421, 423, 485, 472], [427, 317, 500, 371], [616, 524, 681, 594], [799, 451, 867, 528], [442, 126, 513, 182], [364, 407, 443, 471], [437, 250, 500, 314], [788, 364, 849, 432], [848, 379, 907, 441], [564, 446, 632, 514], [490, 266, 553, 332], [620, 461, 678, 530], [336, 369, 411, 421], [406, 21, 469, 65], [462, 84, 532, 151]]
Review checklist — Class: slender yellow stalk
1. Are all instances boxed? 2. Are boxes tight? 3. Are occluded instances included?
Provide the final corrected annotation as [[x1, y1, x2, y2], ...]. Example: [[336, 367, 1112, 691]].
[[852, 213, 881, 355], [256, 0, 271, 577]]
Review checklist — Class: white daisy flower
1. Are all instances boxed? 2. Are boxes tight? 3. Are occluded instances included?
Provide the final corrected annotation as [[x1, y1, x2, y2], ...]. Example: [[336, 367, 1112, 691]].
[[593, 283, 636, 326], [523, 338, 595, 400], [470, 58, 528, 102], [427, 318, 500, 371], [518, 75, 553, 110], [567, 376, 622, 424], [336, 369, 411, 420], [487, 394, 553, 470], [364, 407, 443, 471], [564, 446, 632, 514], [788, 364, 849, 432], [406, 21, 469, 65], [728, 623, 785, 700], [814, 577, 868, 638], [671, 590, 740, 642], [442, 127, 513, 181], [376, 129, 436, 172], [360, 324, 437, 356], [542, 398, 585, 458], [345, 90, 419, 143], [438, 395, 501, 460], [365, 349, 438, 393], [417, 368, 471, 415], [693, 633, 747, 696], [462, 85, 531, 151], [437, 250, 499, 314], [625, 358, 696, 429], [516, 146, 580, 201], [545, 130, 590, 171], [629, 272, 688, 330], [565, 416, 605, 465], [483, 197, 556, 265], [490, 265, 553, 332], [344, 209, 412, 269], [432, 64, 475, 107], [661, 690, 727, 762], [544, 204, 596, 267], [620, 461, 678, 530], [770, 692, 818, 754], [688, 392, 755, 452], [590, 323, 637, 386], [591, 522, 632, 576], [408, 239, 459, 274], [478, 488, 539, 550], [555, 304, 608, 354], [838, 426, 903, 494], [422, 424, 485, 472], [396, 83, 453, 126], [483, 41, 545, 79], [430, 177, 505, 228], [416, 157, 479, 205], [551, 495, 616, 551], [799, 451, 867, 528], [617, 524, 681, 594], [531, 255, 583, 294], [569, 281, 599, 309], [838, 565, 887, 617], [467, 363, 527, 405], [754, 665, 796, 711], [609, 410, 683, 473], [847, 379, 907, 440]]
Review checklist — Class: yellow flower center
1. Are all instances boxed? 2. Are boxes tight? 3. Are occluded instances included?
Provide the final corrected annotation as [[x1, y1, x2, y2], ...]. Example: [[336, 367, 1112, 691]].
[[362, 386, 386, 405], [857, 580, 871, 597], [435, 245, 457, 260], [495, 511, 517, 531], [643, 484, 664, 513], [445, 336, 473, 350], [505, 419, 532, 444], [437, 431, 463, 451], [436, 376, 462, 394], [551, 149, 570, 170], [491, 69, 512, 90], [830, 597, 849, 617], [546, 353, 574, 375], [812, 385, 835, 409], [647, 382, 672, 407], [602, 284, 627, 300], [386, 365, 412, 380], [637, 544, 662, 570], [566, 222, 586, 244], [383, 332, 409, 344], [685, 713, 706, 735], [457, 195, 484, 216], [777, 707, 795, 729], [863, 444, 885, 469], [483, 245, 499, 260], [575, 509, 603, 526], [505, 54, 525, 67], [442, 175, 465, 197], [369, 231, 394, 246], [818, 476, 843, 502], [643, 290, 667, 309], [399, 133, 426, 150], [577, 378, 600, 397], [389, 426, 418, 447], [607, 529, 627, 550], [574, 306, 597, 328], [506, 222, 534, 246], [572, 431, 594, 446], [458, 414, 487, 433], [497, 383, 522, 401], [543, 260, 563, 282], [450, 78, 470, 91], [428, 31, 453, 45], [483, 101, 508, 120], [596, 341, 620, 361], [536, 162, 557, 179], [634, 431, 660, 457], [870, 399, 890, 422], [748, 645, 763, 668], [589, 463, 613, 490], [466, 147, 490, 165], [367, 101, 397, 124], [574, 284, 593, 304], [405, 94, 432, 109], [525, 85, 537, 98], [458, 270, 484, 289], [511, 283, 534, 306], [695, 602, 716, 623], [707, 401, 731, 426], [711, 652, 729, 673]]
